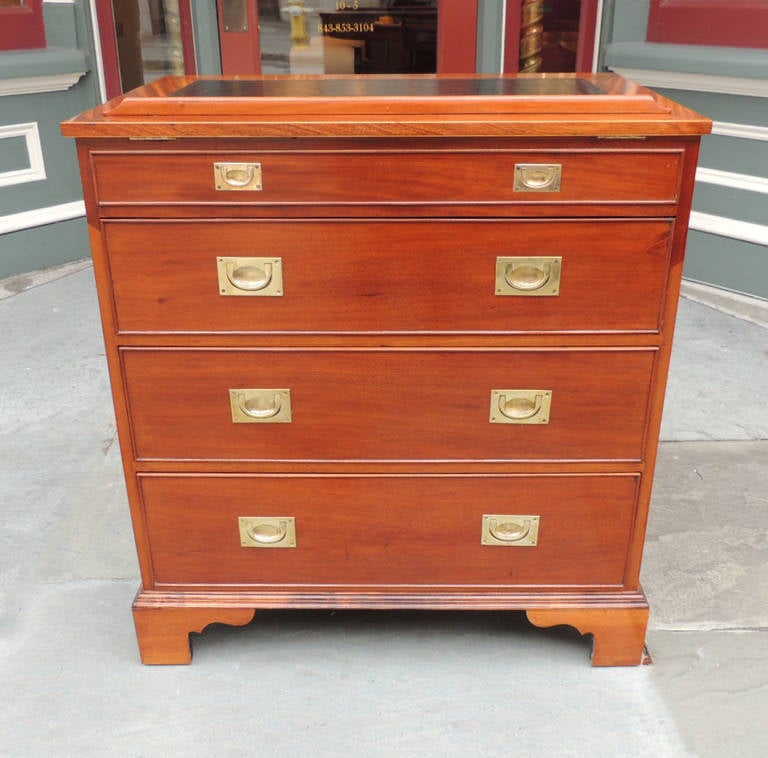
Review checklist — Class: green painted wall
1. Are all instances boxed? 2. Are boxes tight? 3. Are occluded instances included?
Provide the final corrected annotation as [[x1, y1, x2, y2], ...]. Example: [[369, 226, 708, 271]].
[[0, 218, 91, 277], [0, 1, 102, 279], [476, 0, 505, 74], [0, 136, 28, 173], [602, 0, 768, 301]]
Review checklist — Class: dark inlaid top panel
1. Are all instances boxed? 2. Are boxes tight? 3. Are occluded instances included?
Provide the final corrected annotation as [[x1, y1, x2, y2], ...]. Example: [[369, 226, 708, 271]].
[[171, 77, 604, 99]]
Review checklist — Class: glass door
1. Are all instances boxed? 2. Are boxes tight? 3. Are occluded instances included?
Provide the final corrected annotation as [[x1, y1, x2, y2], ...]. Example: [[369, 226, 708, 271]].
[[96, 0, 197, 98], [504, 0, 600, 74], [218, 0, 478, 76]]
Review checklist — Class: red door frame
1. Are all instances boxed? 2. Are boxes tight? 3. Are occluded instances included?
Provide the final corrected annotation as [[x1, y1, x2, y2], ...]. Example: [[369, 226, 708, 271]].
[[217, 0, 260, 75], [0, 0, 47, 50], [437, 0, 479, 74], [95, 0, 197, 100], [647, 0, 768, 48]]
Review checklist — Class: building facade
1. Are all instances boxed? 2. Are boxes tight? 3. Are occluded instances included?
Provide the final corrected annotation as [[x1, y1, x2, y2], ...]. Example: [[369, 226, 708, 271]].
[[1, 0, 766, 306]]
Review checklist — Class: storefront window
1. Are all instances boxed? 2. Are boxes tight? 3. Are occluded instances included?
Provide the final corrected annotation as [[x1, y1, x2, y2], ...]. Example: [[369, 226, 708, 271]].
[[257, 0, 438, 76]]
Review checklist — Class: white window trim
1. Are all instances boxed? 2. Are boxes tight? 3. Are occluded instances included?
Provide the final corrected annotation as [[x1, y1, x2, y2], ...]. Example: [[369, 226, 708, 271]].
[[0, 122, 46, 187]]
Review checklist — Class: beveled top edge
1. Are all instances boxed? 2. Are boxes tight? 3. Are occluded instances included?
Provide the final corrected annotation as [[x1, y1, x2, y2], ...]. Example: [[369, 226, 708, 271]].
[[62, 74, 712, 138], [101, 73, 669, 117]]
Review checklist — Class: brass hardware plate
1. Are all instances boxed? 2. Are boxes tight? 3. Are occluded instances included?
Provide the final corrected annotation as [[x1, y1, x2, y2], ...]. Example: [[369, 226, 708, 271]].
[[482, 515, 540, 547], [495, 256, 561, 296], [513, 163, 562, 192], [490, 389, 552, 424], [239, 516, 296, 548], [229, 388, 292, 423], [213, 162, 262, 191], [217, 257, 283, 296]]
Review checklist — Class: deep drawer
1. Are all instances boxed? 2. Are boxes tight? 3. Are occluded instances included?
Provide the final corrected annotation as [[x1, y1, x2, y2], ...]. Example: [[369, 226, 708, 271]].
[[91, 149, 682, 206], [105, 219, 673, 335], [122, 348, 655, 462], [139, 473, 639, 589]]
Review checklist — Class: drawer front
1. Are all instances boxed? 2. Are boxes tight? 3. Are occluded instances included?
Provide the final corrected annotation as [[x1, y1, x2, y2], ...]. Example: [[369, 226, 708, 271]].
[[122, 348, 654, 462], [139, 474, 638, 588], [92, 149, 682, 205], [105, 220, 672, 334]]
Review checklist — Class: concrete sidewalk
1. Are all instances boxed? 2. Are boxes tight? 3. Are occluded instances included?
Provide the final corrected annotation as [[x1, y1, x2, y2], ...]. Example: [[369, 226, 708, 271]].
[[1, 265, 766, 757]]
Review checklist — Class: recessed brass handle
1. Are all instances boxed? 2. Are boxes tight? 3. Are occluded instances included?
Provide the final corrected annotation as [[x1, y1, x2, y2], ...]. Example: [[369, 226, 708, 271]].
[[490, 389, 552, 424], [514, 163, 562, 192], [496, 256, 561, 296], [490, 518, 531, 542], [239, 516, 296, 548], [217, 257, 283, 296], [499, 394, 542, 420], [229, 388, 292, 423], [213, 162, 262, 191], [247, 520, 287, 543], [482, 514, 540, 546], [239, 392, 281, 419], [228, 261, 272, 291]]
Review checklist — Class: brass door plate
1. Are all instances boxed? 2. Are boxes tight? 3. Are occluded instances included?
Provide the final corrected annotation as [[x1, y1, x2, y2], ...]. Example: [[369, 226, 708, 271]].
[[482, 515, 540, 546], [490, 389, 552, 424], [496, 256, 561, 296], [513, 163, 562, 192], [239, 517, 296, 548], [229, 388, 292, 423], [217, 257, 283, 296]]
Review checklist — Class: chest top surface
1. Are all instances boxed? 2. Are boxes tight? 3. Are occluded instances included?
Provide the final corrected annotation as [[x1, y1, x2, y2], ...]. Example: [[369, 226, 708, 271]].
[[62, 73, 711, 140]]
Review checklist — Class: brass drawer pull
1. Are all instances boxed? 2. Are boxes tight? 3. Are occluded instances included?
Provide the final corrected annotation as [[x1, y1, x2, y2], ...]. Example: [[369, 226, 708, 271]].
[[496, 256, 561, 296], [239, 516, 296, 548], [229, 388, 292, 423], [482, 514, 540, 546], [490, 389, 552, 424], [213, 162, 262, 191], [514, 163, 562, 192], [217, 257, 283, 296]]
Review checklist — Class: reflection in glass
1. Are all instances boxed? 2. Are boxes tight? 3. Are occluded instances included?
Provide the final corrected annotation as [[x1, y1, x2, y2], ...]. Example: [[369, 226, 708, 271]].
[[524, 0, 581, 73], [112, 0, 185, 92], [222, 0, 248, 32], [258, 0, 437, 76]]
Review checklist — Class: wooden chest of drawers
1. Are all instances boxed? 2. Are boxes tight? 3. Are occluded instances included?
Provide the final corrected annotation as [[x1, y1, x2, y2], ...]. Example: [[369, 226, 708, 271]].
[[63, 74, 710, 665]]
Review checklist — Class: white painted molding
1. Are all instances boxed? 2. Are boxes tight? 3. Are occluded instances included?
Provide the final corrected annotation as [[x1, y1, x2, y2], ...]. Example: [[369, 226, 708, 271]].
[[712, 121, 768, 142], [681, 279, 768, 330], [498, 1, 506, 72], [610, 67, 768, 98], [0, 123, 46, 188], [689, 211, 768, 247], [696, 167, 768, 195], [0, 200, 85, 236], [0, 72, 85, 97], [88, 0, 107, 103], [591, 0, 604, 73], [44, 0, 76, 4]]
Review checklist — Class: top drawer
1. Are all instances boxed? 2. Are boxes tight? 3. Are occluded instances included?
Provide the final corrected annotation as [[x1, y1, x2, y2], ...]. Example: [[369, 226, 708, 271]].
[[90, 148, 683, 207]]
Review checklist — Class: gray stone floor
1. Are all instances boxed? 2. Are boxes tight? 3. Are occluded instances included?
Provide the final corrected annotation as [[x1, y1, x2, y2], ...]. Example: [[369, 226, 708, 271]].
[[1, 265, 766, 757]]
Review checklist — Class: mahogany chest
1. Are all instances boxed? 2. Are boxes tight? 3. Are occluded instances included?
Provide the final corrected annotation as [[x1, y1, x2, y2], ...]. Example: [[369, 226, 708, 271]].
[[63, 74, 710, 665]]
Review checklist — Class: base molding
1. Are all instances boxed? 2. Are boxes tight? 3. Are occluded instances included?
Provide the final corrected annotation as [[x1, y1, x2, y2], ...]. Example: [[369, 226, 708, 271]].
[[132, 587, 649, 666], [681, 279, 768, 329]]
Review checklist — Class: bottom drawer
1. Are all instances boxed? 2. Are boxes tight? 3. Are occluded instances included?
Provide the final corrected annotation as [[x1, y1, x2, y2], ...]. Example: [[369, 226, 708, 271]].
[[139, 474, 640, 589]]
